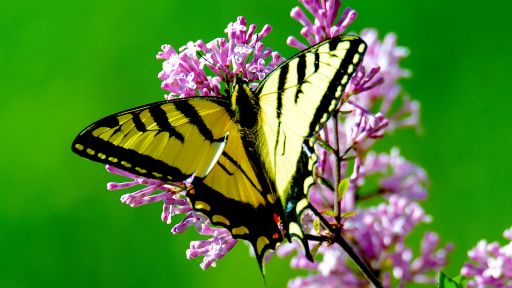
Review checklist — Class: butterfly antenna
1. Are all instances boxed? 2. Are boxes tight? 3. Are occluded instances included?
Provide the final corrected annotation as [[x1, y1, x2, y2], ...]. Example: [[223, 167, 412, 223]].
[[197, 48, 238, 97], [197, 50, 223, 74], [253, 32, 261, 44]]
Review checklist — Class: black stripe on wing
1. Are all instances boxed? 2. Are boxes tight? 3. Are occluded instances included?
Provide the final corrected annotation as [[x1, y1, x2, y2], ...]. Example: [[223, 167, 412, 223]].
[[72, 132, 190, 181], [132, 111, 148, 132], [148, 105, 185, 142], [189, 177, 284, 269], [308, 37, 366, 136], [72, 97, 233, 182], [294, 53, 307, 103], [175, 101, 225, 143], [218, 151, 263, 193], [314, 51, 320, 72]]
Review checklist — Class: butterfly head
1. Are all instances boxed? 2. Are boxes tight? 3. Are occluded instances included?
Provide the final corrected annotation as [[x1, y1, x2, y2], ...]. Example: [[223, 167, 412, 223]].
[[230, 76, 259, 128]]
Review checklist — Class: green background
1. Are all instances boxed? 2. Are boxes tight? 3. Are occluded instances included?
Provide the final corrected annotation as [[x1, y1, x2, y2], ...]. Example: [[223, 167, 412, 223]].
[[2, 0, 511, 287]]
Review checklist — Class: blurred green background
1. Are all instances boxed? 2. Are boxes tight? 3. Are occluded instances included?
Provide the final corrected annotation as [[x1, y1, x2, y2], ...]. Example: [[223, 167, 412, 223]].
[[1, 0, 511, 287]]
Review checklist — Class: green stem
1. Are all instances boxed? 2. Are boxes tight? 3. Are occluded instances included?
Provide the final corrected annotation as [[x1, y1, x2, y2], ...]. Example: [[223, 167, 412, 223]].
[[333, 114, 342, 224], [308, 204, 383, 288]]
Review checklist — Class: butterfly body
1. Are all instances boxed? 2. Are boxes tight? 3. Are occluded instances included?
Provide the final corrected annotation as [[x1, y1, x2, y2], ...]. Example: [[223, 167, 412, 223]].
[[72, 35, 366, 268]]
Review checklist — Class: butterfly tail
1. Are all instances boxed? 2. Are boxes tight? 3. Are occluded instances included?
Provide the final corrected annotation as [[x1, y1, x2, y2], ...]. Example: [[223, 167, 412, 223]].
[[284, 197, 314, 261], [283, 142, 318, 261]]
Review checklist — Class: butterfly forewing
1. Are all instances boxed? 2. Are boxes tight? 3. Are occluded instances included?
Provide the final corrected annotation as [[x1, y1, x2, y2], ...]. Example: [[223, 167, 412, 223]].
[[72, 98, 232, 182]]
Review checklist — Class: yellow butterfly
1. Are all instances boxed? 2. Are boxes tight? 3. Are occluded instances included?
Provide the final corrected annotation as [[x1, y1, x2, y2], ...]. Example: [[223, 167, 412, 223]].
[[72, 35, 366, 268]]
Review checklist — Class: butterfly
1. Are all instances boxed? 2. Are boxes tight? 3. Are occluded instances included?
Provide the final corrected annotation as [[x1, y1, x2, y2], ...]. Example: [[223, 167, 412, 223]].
[[72, 34, 366, 270]]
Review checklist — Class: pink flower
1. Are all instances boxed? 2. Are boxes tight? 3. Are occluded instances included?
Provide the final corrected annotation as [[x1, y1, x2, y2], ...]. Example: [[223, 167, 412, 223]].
[[288, 0, 358, 49], [96, 1, 452, 284], [157, 16, 283, 98], [461, 227, 512, 287], [275, 1, 451, 287]]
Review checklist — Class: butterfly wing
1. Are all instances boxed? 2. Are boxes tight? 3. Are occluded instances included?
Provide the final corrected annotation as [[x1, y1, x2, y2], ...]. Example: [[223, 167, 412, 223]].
[[72, 96, 283, 267], [189, 125, 284, 268], [255, 35, 367, 252], [72, 35, 367, 271], [72, 97, 231, 182]]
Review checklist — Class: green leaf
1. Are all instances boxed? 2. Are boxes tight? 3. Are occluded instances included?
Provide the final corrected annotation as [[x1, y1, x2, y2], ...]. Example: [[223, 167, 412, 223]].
[[310, 242, 321, 256], [313, 217, 321, 233], [339, 109, 354, 115], [315, 139, 336, 154], [322, 209, 337, 217], [340, 211, 357, 219], [438, 272, 467, 288], [337, 178, 350, 202]]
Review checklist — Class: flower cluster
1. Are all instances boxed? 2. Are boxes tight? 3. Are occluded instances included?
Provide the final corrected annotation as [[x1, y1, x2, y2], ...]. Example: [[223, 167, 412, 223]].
[[156, 16, 283, 98], [276, 0, 452, 287], [106, 165, 235, 269], [279, 196, 452, 287], [102, 0, 455, 286], [287, 0, 357, 49], [461, 227, 512, 287]]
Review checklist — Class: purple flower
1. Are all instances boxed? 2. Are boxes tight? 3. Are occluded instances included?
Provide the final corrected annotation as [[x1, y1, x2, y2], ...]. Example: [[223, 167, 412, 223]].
[[345, 198, 452, 287], [288, 0, 358, 48], [308, 23, 418, 208], [356, 148, 428, 201], [307, 25, 422, 210], [106, 164, 238, 269], [157, 16, 283, 98], [274, 1, 451, 287], [186, 223, 238, 270], [461, 227, 512, 287], [96, 0, 451, 285], [347, 29, 415, 131], [279, 196, 452, 287]]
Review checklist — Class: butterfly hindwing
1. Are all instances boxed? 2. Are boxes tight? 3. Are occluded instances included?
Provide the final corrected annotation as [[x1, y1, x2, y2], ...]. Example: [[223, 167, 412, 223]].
[[189, 118, 285, 267], [72, 96, 284, 267]]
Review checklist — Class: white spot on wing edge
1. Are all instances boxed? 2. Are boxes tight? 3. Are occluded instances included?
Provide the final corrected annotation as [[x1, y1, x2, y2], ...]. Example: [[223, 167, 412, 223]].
[[347, 64, 354, 74], [256, 236, 270, 254], [295, 199, 309, 214], [358, 43, 366, 53], [337, 41, 350, 50], [352, 53, 360, 64], [194, 201, 211, 211], [74, 143, 84, 151], [232, 226, 249, 236], [288, 222, 303, 238], [202, 135, 227, 177], [212, 214, 230, 226], [341, 75, 348, 85]]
